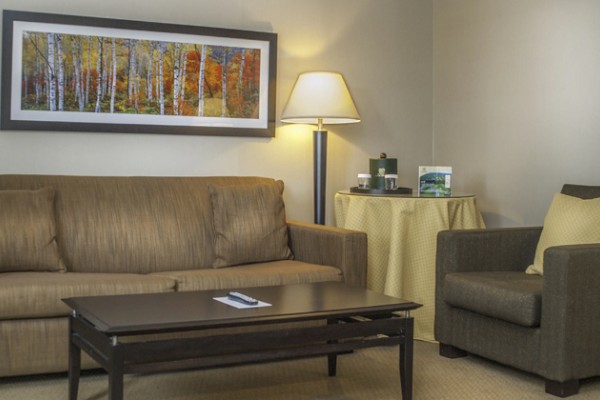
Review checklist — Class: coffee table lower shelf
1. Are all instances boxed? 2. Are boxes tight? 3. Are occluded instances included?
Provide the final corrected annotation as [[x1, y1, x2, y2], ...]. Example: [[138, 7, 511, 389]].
[[68, 313, 416, 400]]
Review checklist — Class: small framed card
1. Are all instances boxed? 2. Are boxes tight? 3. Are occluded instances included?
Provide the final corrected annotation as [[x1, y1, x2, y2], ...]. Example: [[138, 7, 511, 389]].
[[419, 166, 452, 196]]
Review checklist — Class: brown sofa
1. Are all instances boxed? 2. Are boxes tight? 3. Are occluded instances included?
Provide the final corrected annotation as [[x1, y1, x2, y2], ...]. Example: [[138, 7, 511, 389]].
[[0, 174, 367, 377]]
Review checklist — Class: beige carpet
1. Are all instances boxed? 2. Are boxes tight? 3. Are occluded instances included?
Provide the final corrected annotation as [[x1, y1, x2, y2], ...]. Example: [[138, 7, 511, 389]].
[[2, 341, 600, 399]]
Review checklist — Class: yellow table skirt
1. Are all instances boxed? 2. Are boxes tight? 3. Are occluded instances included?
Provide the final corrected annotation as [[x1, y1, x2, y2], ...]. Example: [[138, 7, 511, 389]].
[[334, 192, 485, 342]]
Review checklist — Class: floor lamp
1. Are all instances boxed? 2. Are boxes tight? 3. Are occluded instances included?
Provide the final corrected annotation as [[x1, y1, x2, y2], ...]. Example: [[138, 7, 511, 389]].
[[281, 72, 361, 225]]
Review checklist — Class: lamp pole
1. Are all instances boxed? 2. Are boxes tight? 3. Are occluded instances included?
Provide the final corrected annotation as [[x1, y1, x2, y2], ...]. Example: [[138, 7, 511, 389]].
[[313, 118, 327, 225]]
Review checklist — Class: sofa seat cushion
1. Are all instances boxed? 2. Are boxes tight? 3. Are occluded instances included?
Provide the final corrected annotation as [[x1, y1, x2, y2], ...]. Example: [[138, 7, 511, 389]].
[[151, 260, 342, 291], [0, 272, 176, 319], [443, 271, 543, 327]]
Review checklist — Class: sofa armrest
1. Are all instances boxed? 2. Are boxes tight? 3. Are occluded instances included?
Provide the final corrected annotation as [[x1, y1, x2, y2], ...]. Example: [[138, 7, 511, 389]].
[[287, 220, 367, 288], [540, 243, 600, 381]]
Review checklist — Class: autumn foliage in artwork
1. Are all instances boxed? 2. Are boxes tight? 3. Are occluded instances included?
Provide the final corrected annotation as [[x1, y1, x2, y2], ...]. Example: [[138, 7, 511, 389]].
[[20, 31, 262, 119]]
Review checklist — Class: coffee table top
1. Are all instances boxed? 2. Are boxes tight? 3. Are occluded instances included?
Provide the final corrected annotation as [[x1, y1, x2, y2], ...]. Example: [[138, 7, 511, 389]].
[[63, 282, 421, 335]]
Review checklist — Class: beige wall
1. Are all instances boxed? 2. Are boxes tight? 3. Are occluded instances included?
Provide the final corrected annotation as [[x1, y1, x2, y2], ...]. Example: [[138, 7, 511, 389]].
[[6, 1, 592, 229], [434, 0, 600, 226], [0, 0, 433, 225]]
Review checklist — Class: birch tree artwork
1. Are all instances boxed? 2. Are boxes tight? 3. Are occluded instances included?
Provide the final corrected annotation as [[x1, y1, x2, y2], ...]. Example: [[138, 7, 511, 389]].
[[19, 30, 262, 119]]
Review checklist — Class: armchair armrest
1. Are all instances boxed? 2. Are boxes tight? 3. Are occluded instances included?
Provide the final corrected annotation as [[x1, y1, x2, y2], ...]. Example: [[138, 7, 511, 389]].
[[287, 220, 367, 288], [540, 243, 600, 381]]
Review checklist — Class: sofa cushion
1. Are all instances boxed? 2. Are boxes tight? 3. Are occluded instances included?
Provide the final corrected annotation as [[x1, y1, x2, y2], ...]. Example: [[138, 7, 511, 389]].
[[443, 271, 543, 327], [0, 175, 285, 273], [209, 181, 293, 268], [0, 272, 176, 319], [0, 188, 65, 273], [152, 260, 342, 291], [526, 193, 600, 275]]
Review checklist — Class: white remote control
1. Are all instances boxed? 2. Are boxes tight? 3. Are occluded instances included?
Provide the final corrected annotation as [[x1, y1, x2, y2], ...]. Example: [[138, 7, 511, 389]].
[[227, 291, 259, 305]]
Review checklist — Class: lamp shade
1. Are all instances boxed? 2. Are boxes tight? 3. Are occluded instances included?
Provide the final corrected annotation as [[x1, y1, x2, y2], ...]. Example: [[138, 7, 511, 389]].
[[281, 72, 361, 125]]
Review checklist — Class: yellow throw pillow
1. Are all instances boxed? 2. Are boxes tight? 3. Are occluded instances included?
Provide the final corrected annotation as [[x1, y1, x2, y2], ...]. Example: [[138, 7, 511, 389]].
[[526, 193, 600, 275]]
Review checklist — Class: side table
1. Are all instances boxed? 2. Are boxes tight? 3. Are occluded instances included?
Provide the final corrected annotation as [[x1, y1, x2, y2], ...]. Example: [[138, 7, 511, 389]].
[[334, 191, 485, 341]]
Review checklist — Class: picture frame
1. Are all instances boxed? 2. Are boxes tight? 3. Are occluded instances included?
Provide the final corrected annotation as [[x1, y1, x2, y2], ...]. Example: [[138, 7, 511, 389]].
[[1, 10, 277, 137]]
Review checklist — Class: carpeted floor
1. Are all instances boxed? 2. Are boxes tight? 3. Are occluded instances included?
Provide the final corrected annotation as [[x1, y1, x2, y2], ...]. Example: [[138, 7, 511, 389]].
[[2, 341, 600, 399]]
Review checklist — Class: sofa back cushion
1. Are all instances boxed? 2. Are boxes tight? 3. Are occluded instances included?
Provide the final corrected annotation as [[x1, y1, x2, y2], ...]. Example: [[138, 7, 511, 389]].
[[0, 188, 65, 272], [0, 175, 276, 273], [209, 181, 293, 267]]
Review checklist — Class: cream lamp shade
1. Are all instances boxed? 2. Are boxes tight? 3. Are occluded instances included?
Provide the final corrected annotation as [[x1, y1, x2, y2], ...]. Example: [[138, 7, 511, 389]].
[[280, 72, 360, 126]]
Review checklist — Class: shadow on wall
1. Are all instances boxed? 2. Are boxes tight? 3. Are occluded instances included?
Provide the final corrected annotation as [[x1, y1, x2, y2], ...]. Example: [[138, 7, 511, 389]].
[[480, 212, 527, 229]]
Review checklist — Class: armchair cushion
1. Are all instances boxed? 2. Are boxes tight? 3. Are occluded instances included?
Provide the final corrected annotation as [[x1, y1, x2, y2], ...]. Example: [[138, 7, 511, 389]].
[[443, 271, 542, 327], [209, 181, 293, 268], [526, 193, 600, 275]]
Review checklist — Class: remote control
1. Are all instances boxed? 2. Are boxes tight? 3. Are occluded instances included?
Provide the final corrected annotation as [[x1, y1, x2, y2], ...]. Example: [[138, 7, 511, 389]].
[[227, 291, 259, 305]]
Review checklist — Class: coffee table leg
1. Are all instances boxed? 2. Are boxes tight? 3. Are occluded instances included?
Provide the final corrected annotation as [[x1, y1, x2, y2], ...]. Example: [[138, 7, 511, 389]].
[[108, 339, 124, 400], [327, 319, 338, 376], [108, 368, 124, 400], [68, 315, 81, 400], [399, 316, 415, 400], [328, 353, 338, 377]]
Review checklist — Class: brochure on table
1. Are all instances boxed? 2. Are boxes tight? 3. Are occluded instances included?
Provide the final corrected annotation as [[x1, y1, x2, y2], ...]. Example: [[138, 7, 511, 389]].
[[419, 166, 452, 196]]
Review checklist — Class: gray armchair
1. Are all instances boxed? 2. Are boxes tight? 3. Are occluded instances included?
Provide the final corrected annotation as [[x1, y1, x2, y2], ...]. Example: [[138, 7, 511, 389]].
[[435, 184, 600, 397]]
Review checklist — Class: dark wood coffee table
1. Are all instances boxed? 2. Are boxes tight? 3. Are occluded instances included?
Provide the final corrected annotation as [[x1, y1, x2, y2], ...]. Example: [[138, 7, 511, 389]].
[[63, 282, 421, 400]]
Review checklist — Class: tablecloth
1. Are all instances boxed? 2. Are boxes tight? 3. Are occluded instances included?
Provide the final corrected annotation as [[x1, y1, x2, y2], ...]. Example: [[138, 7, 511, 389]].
[[334, 192, 486, 342]]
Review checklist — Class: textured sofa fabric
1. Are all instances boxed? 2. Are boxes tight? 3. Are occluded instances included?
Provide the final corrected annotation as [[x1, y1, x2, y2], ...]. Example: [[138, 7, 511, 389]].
[[0, 188, 65, 272], [435, 184, 600, 397], [0, 272, 176, 319], [0, 174, 367, 377], [209, 181, 293, 267]]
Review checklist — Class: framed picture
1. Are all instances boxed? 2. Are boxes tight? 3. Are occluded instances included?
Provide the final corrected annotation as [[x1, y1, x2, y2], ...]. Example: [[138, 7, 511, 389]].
[[1, 10, 277, 137]]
